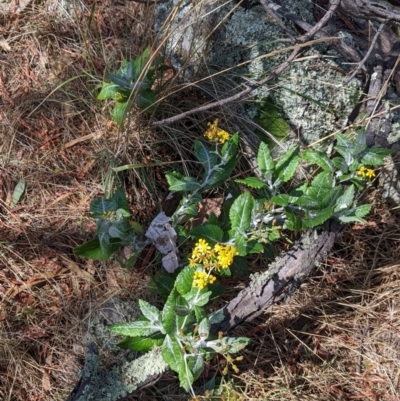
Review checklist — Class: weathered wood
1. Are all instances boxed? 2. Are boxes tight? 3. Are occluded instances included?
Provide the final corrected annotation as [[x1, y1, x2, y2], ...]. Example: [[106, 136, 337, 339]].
[[211, 220, 343, 334]]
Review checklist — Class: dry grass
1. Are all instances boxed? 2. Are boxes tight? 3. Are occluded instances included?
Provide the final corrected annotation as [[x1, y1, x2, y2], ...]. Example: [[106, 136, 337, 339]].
[[1, 1, 400, 400]]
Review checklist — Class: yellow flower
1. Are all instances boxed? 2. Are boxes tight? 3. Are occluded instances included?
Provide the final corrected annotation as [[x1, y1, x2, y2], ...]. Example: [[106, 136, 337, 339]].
[[204, 119, 230, 144], [192, 270, 216, 289], [357, 166, 375, 179], [365, 169, 376, 179]]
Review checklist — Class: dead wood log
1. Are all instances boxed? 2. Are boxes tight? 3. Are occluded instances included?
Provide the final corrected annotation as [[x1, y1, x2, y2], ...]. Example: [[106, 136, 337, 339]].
[[211, 220, 343, 334]]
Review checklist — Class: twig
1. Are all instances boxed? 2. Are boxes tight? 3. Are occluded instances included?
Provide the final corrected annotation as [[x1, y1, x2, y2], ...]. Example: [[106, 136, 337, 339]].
[[344, 21, 387, 85], [356, 326, 370, 374], [152, 0, 342, 127], [123, 0, 169, 4]]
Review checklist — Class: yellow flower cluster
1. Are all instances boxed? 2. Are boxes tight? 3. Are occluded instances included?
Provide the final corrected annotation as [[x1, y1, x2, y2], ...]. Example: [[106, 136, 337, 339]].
[[189, 239, 238, 289], [357, 166, 375, 179], [102, 210, 118, 221], [204, 119, 230, 144], [189, 239, 238, 271], [192, 270, 216, 289]]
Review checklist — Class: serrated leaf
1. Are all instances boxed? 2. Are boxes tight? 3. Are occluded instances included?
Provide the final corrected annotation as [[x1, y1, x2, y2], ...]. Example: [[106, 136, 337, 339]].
[[355, 203, 372, 218], [235, 177, 266, 189], [302, 149, 333, 171], [117, 333, 164, 351], [303, 206, 334, 228], [175, 266, 195, 296], [194, 140, 218, 176], [97, 82, 120, 100], [257, 142, 274, 174], [189, 224, 224, 245], [165, 172, 201, 192], [310, 171, 333, 189], [109, 319, 163, 337], [229, 192, 254, 232], [162, 334, 184, 373], [334, 185, 355, 212], [275, 146, 300, 183], [139, 299, 162, 323]]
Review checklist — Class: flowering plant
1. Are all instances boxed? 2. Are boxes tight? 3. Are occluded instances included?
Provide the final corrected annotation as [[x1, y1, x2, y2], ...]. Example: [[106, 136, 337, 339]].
[[75, 120, 392, 397]]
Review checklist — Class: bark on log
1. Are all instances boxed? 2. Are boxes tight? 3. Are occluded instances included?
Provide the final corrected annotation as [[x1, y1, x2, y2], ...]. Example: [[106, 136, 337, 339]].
[[211, 220, 343, 334]]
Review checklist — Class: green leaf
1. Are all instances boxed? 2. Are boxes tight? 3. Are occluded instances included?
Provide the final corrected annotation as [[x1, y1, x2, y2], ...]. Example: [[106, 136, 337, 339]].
[[139, 299, 162, 324], [11, 179, 25, 207], [184, 288, 212, 307], [208, 308, 225, 325], [285, 209, 302, 231], [136, 89, 157, 112], [162, 289, 179, 335], [162, 334, 184, 373], [235, 177, 266, 189], [334, 185, 355, 212], [302, 149, 333, 171], [175, 266, 195, 296], [225, 336, 250, 354], [189, 224, 224, 245], [166, 171, 201, 192], [108, 223, 127, 239], [229, 192, 254, 232], [275, 146, 300, 183], [90, 197, 117, 216], [109, 318, 163, 337], [221, 133, 239, 160], [205, 156, 240, 189], [117, 333, 164, 351], [355, 204, 372, 218], [257, 142, 274, 174], [234, 233, 248, 257], [361, 148, 393, 166], [303, 206, 335, 228], [112, 101, 131, 129], [106, 73, 133, 91], [73, 237, 120, 261], [97, 82, 120, 100], [187, 354, 204, 381], [198, 317, 210, 339], [174, 305, 191, 316], [338, 215, 367, 223], [133, 47, 151, 80], [194, 140, 218, 176], [271, 194, 296, 207], [179, 361, 194, 391], [310, 171, 333, 189]]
